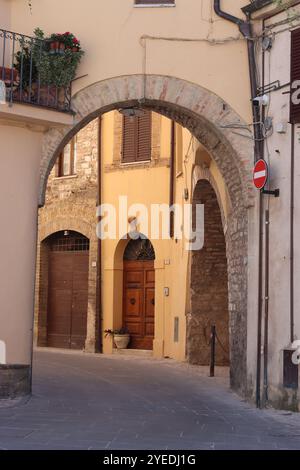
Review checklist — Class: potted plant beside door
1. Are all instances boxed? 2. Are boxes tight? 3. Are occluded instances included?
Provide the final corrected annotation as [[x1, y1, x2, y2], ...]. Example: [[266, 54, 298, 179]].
[[104, 328, 130, 349]]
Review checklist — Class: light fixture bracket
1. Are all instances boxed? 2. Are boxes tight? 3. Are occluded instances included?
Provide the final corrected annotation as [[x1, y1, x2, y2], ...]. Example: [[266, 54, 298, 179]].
[[119, 107, 145, 118]]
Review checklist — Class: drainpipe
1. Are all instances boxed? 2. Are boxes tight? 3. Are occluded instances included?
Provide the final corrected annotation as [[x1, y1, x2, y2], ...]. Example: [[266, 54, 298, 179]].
[[290, 124, 295, 344], [30, 204, 40, 394], [213, 0, 263, 160], [96, 116, 103, 353], [169, 120, 176, 238], [213, 1, 264, 407], [263, 209, 270, 405]]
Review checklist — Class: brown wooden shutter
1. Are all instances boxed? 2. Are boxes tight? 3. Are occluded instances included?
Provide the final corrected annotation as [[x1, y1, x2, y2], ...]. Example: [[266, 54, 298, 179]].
[[122, 116, 137, 163], [122, 111, 152, 163], [137, 111, 152, 161], [290, 28, 300, 123], [135, 0, 175, 4]]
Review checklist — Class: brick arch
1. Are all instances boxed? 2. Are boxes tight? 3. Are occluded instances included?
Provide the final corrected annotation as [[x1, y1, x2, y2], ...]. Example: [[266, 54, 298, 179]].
[[39, 74, 255, 208], [192, 165, 231, 232], [39, 219, 93, 243], [39, 74, 255, 393]]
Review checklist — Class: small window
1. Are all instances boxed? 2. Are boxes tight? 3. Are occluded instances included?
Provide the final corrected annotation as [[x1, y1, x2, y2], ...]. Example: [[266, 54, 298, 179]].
[[48, 231, 89, 252], [135, 0, 175, 6], [57, 137, 77, 177], [122, 111, 152, 163]]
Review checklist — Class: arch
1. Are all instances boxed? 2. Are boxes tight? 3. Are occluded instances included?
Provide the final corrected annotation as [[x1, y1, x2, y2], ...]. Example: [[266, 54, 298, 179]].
[[192, 163, 231, 233], [114, 233, 158, 268], [39, 75, 255, 208], [124, 238, 155, 261], [39, 219, 93, 243], [39, 74, 256, 392], [45, 230, 90, 251]]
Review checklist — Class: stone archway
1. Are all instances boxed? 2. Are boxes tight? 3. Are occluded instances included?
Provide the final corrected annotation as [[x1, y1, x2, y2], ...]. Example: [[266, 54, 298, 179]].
[[39, 74, 256, 393]]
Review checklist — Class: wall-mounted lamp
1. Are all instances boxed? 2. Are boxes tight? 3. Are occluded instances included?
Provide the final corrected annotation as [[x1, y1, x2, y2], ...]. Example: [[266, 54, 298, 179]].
[[119, 107, 145, 119]]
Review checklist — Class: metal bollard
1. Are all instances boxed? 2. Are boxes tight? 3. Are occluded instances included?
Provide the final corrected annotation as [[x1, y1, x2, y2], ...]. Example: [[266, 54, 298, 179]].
[[210, 325, 216, 377]]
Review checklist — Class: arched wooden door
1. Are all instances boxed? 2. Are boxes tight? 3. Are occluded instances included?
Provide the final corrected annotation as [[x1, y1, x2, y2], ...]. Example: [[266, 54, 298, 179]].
[[47, 231, 89, 350], [123, 239, 155, 350]]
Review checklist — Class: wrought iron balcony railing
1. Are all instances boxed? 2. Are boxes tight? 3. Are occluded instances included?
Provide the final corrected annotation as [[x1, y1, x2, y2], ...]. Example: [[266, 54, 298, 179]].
[[0, 29, 71, 112]]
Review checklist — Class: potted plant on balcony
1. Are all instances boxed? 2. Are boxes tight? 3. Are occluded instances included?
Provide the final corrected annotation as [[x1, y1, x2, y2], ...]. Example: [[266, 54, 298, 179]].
[[33, 28, 84, 85], [60, 32, 82, 52], [104, 328, 131, 349], [14, 28, 84, 109], [49, 34, 62, 54]]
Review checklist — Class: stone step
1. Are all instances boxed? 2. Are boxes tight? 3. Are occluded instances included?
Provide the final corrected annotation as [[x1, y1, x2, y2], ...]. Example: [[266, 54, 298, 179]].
[[112, 348, 153, 357]]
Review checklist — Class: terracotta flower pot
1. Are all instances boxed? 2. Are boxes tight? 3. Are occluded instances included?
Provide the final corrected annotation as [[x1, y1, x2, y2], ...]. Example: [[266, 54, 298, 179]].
[[50, 41, 60, 53], [113, 334, 130, 349]]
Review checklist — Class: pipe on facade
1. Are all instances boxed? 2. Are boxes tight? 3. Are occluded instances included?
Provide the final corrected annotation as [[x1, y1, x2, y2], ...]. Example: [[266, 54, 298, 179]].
[[96, 116, 103, 353], [213, 0, 263, 161], [29, 205, 40, 394], [290, 124, 295, 344], [263, 209, 270, 405], [169, 120, 176, 238], [213, 0, 264, 407]]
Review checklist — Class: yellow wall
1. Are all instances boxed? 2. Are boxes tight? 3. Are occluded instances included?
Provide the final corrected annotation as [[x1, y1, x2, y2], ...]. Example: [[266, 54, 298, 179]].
[[100, 111, 228, 360]]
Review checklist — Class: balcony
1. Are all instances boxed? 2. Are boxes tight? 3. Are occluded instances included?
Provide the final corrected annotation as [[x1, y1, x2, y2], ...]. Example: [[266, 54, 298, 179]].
[[0, 28, 74, 113]]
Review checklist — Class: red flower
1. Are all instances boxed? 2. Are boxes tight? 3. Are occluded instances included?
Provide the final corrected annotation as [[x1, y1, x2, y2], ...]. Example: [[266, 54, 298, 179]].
[[73, 38, 79, 44], [65, 32, 70, 35]]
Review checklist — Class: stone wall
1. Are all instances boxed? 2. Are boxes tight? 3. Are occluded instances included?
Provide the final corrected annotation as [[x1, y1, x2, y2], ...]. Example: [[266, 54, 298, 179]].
[[34, 119, 99, 351], [0, 365, 31, 399], [45, 118, 98, 203], [188, 179, 229, 366]]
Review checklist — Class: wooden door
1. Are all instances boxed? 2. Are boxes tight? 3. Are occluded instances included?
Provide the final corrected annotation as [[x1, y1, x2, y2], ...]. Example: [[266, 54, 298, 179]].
[[123, 260, 155, 350], [48, 251, 89, 349]]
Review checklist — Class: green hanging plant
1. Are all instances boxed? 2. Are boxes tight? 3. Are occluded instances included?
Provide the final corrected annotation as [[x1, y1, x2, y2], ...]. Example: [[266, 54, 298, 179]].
[[31, 28, 84, 88]]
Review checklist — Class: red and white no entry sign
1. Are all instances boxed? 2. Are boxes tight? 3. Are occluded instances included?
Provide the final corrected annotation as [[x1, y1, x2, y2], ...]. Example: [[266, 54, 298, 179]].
[[253, 159, 268, 190]]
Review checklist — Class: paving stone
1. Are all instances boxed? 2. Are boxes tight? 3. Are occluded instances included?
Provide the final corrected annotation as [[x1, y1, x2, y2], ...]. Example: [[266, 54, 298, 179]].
[[0, 350, 300, 450]]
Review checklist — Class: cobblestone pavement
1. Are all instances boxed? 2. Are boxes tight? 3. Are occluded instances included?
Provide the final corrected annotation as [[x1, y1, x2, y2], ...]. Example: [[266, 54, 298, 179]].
[[0, 349, 300, 450]]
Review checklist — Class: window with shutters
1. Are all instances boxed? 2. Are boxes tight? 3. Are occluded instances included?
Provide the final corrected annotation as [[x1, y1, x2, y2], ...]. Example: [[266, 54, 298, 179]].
[[290, 28, 300, 123], [56, 137, 77, 177], [135, 0, 175, 6], [122, 111, 152, 163]]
